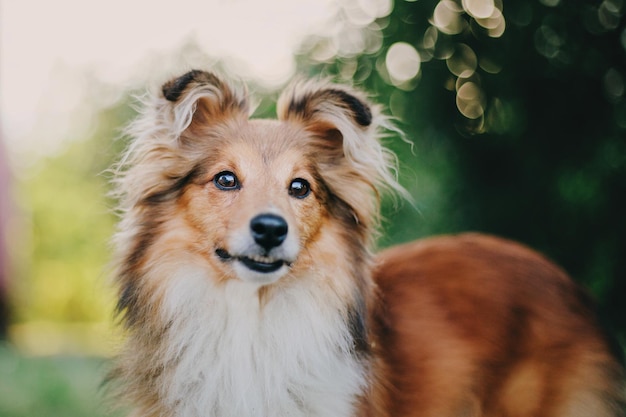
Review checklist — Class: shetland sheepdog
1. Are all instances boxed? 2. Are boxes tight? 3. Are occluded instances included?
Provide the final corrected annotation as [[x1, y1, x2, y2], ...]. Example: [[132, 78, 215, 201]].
[[110, 70, 625, 417]]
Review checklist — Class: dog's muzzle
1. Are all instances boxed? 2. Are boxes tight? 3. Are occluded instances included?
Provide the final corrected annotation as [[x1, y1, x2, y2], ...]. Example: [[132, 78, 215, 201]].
[[215, 213, 292, 274]]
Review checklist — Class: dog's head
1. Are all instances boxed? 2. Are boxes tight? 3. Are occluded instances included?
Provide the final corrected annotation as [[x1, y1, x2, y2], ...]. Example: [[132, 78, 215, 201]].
[[115, 70, 404, 288]]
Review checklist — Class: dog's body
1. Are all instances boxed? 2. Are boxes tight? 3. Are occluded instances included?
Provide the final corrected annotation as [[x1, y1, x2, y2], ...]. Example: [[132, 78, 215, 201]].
[[376, 234, 624, 417], [110, 70, 624, 416]]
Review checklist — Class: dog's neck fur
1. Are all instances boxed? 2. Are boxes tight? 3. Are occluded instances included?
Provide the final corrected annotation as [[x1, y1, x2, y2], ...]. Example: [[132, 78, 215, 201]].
[[122, 261, 369, 417]]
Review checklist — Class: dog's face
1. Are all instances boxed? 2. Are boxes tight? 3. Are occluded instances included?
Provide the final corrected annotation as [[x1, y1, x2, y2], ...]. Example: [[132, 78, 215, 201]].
[[116, 70, 404, 289], [179, 119, 328, 286]]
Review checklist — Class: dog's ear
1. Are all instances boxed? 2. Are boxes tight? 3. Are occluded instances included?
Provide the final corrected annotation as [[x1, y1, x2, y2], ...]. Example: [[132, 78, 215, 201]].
[[277, 82, 372, 145], [277, 81, 406, 228], [277, 81, 380, 172], [161, 70, 249, 136], [114, 71, 249, 209], [277, 85, 373, 130]]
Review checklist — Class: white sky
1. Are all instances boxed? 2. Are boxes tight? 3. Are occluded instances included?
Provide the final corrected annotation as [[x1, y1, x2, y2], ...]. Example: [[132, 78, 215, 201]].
[[0, 0, 340, 164]]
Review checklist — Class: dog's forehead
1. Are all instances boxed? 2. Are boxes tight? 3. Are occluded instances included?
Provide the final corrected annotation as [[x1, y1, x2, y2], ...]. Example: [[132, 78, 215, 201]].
[[222, 118, 307, 155], [245, 118, 304, 141], [217, 118, 311, 173]]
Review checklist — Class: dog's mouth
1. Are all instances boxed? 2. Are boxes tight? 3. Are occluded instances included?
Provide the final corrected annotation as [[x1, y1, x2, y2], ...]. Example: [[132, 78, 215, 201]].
[[215, 249, 290, 274]]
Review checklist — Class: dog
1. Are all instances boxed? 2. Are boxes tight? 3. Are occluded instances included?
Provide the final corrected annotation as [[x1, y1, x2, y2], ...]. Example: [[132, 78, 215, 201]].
[[109, 69, 625, 416]]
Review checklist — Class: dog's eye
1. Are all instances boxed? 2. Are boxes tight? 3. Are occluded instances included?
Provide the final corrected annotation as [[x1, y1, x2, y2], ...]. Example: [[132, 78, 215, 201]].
[[214, 171, 240, 190], [289, 178, 311, 199]]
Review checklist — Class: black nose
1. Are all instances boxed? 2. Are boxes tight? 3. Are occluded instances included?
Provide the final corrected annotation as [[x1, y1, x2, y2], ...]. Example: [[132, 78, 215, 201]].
[[250, 214, 288, 251]]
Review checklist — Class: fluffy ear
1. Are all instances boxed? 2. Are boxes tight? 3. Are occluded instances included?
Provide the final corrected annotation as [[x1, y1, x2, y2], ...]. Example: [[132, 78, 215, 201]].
[[160, 69, 249, 137], [114, 71, 248, 209], [277, 81, 405, 228], [277, 83, 373, 129]]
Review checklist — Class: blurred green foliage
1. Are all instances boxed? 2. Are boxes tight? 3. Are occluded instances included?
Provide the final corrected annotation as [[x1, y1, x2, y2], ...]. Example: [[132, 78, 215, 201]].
[[9, 97, 135, 332], [0, 344, 120, 417], [15, 143, 114, 323], [2, 99, 135, 413]]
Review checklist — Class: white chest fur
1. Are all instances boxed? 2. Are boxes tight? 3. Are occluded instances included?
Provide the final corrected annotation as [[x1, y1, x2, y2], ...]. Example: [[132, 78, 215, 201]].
[[155, 266, 367, 417]]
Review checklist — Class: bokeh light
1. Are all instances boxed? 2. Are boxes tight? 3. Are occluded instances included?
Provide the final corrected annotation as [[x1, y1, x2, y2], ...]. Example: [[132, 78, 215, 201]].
[[604, 68, 625, 103], [456, 80, 485, 119], [424, 0, 507, 131], [446, 43, 477, 78], [386, 42, 422, 87], [463, 0, 495, 19], [598, 0, 622, 30], [432, 1, 466, 35]]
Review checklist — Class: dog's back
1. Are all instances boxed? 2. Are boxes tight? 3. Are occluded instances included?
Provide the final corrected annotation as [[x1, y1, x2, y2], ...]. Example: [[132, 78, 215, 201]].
[[374, 233, 625, 417]]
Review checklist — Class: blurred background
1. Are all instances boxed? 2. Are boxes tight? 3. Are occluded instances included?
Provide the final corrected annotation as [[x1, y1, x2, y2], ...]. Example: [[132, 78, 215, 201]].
[[0, 0, 624, 415]]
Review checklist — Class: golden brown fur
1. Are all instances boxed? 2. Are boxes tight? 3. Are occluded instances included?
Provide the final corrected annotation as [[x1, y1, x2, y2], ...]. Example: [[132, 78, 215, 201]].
[[373, 234, 624, 416], [110, 69, 624, 417]]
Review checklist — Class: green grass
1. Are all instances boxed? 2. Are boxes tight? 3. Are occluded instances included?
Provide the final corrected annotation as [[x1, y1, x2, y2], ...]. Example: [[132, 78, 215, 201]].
[[0, 344, 122, 417]]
